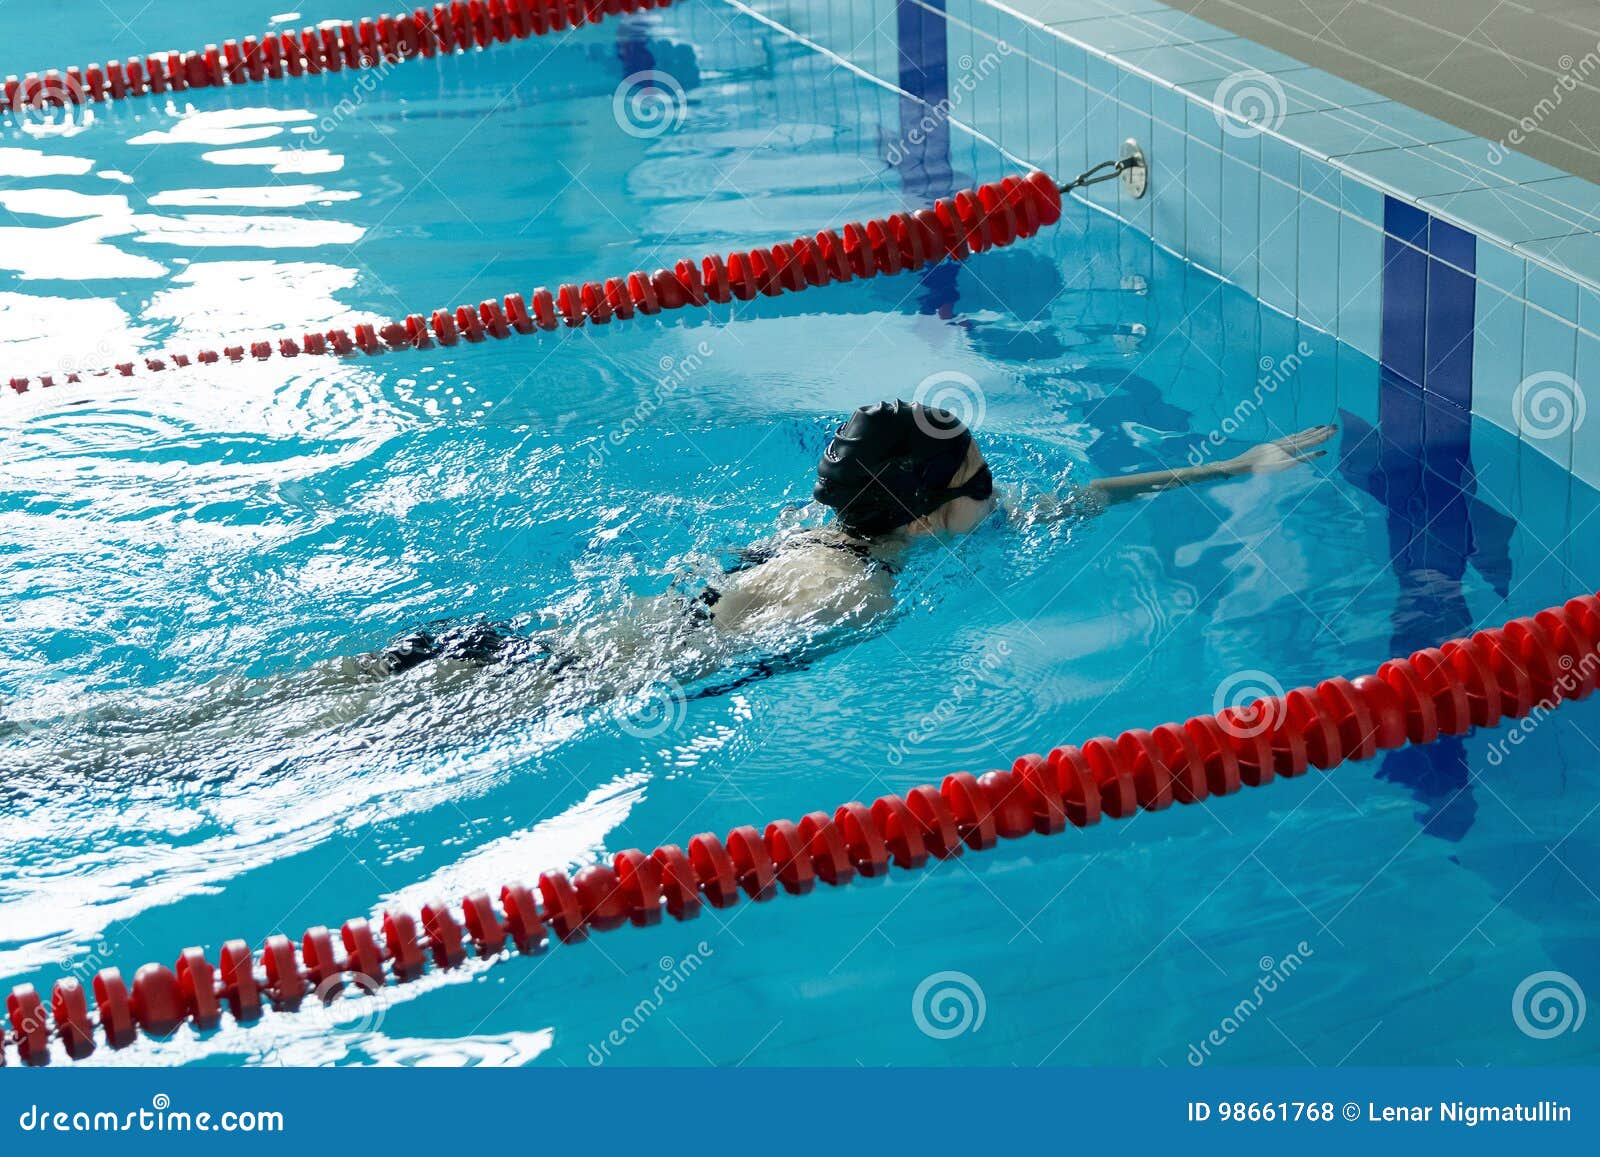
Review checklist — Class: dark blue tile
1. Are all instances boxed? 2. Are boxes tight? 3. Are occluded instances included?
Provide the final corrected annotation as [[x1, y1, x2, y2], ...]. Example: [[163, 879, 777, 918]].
[[1422, 388, 1471, 464], [1424, 257, 1475, 409], [1377, 369, 1425, 460], [1384, 196, 1428, 248], [1427, 217, 1476, 274], [1382, 233, 1428, 388]]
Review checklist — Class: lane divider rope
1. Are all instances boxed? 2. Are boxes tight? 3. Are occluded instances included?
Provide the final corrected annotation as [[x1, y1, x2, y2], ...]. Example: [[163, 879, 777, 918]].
[[3, 0, 675, 119], [3, 172, 1066, 394], [8, 591, 1600, 1064]]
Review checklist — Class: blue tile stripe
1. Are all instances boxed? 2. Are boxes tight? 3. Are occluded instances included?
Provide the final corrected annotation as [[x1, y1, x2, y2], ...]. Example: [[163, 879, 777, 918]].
[[1381, 196, 1477, 410]]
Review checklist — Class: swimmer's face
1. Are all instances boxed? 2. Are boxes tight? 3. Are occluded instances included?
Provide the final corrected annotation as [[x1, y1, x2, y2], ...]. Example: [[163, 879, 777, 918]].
[[914, 440, 996, 537]]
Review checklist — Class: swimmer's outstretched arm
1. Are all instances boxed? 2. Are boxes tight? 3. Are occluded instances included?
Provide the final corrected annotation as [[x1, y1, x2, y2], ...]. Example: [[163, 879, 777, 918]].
[[1087, 424, 1336, 505]]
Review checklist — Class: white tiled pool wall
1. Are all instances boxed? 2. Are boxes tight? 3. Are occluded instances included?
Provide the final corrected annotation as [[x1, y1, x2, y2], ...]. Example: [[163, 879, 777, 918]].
[[720, 0, 1600, 489]]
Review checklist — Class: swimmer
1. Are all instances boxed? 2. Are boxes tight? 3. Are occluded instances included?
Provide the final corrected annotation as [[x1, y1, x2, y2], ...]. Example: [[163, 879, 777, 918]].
[[370, 400, 1336, 678], [3, 401, 1334, 784]]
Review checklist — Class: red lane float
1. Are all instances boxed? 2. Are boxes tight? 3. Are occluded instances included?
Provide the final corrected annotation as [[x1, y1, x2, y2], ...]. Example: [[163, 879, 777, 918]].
[[1, 0, 676, 117], [3, 173, 1065, 395], [8, 591, 1599, 1065]]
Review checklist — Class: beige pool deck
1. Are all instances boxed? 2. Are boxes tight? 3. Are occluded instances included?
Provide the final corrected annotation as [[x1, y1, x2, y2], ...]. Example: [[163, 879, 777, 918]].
[[1169, 0, 1600, 182]]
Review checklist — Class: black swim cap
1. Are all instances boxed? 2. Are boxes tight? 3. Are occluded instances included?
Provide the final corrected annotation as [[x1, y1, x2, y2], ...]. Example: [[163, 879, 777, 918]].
[[813, 400, 973, 537]]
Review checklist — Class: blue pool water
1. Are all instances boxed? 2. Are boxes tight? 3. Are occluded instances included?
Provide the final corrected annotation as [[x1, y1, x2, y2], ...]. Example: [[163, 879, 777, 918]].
[[2, 0, 1598, 1066]]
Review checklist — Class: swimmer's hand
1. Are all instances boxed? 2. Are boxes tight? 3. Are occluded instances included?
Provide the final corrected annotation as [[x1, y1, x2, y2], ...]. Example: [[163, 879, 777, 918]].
[[1215, 424, 1338, 476]]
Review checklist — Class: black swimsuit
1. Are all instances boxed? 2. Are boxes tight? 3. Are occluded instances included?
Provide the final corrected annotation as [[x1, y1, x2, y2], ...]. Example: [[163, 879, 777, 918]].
[[378, 620, 553, 674]]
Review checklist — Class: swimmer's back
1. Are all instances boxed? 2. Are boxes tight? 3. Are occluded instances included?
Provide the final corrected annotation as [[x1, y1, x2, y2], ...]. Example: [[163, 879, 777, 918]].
[[703, 530, 895, 637]]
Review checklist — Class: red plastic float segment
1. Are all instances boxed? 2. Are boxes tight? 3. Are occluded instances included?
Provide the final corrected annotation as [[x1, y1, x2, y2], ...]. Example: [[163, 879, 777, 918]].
[[1010, 754, 1068, 835], [175, 947, 222, 1029], [498, 883, 549, 953], [262, 934, 307, 1008], [422, 901, 469, 969], [7, 984, 50, 1066], [834, 802, 891, 876], [129, 965, 186, 1036], [903, 784, 964, 856], [92, 969, 137, 1048], [725, 825, 778, 900], [538, 870, 586, 942], [796, 811, 854, 886], [1043, 745, 1100, 828], [571, 864, 630, 932], [51, 979, 96, 1060], [382, 911, 427, 979], [217, 940, 262, 1023], [339, 918, 385, 983], [688, 833, 741, 907], [764, 820, 816, 894], [651, 844, 701, 919], [871, 795, 929, 869], [613, 850, 664, 925], [461, 890, 509, 955], [300, 926, 341, 987], [976, 768, 1035, 838]]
